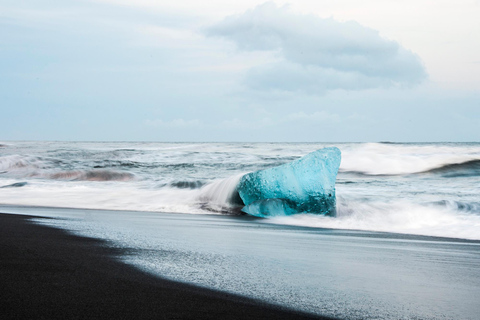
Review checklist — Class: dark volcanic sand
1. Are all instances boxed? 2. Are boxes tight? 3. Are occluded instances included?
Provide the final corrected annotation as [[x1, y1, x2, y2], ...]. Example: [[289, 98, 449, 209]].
[[0, 213, 332, 320]]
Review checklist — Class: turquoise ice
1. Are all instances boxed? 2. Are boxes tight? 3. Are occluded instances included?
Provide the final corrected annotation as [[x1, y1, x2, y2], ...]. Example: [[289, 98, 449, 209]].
[[236, 147, 341, 217]]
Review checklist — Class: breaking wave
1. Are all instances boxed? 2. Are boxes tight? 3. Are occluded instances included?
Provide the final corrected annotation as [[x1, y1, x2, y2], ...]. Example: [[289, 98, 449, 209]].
[[0, 155, 134, 181], [340, 143, 480, 176], [267, 198, 480, 240], [421, 160, 480, 177], [196, 174, 244, 213], [432, 200, 480, 214], [0, 155, 42, 172]]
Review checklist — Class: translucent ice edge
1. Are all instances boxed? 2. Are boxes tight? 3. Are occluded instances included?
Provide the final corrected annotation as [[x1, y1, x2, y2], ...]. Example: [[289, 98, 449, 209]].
[[236, 147, 341, 217]]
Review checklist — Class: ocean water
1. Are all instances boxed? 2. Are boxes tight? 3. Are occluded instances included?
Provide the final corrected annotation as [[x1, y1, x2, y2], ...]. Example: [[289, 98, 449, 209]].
[[0, 142, 480, 239], [2, 141, 480, 319], [1, 141, 479, 240]]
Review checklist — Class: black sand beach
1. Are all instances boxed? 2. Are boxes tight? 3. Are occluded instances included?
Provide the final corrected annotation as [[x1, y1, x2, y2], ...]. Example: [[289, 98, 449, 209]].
[[0, 212, 330, 320]]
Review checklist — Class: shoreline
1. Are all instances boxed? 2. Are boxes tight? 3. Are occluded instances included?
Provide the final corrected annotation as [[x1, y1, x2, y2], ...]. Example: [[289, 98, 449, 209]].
[[2, 203, 479, 243], [0, 212, 331, 320]]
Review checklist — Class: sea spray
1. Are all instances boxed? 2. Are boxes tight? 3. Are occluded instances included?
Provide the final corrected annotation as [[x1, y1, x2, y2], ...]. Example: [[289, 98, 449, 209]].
[[265, 197, 480, 240], [196, 174, 244, 213]]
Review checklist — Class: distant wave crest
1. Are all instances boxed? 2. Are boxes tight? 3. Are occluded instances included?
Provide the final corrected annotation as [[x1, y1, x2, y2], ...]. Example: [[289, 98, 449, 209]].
[[0, 155, 39, 172], [340, 143, 480, 176], [421, 160, 480, 177], [50, 170, 135, 181], [169, 180, 205, 189], [342, 159, 480, 177]]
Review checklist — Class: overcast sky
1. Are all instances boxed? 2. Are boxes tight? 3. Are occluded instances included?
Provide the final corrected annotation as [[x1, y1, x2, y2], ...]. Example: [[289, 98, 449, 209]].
[[1, 0, 479, 142]]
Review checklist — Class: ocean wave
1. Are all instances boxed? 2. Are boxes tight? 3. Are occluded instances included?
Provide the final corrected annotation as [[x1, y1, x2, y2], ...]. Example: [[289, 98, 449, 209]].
[[49, 170, 135, 181], [0, 182, 28, 188], [0, 181, 205, 214], [265, 197, 480, 240], [196, 174, 244, 213], [432, 200, 480, 214], [92, 160, 144, 169], [0, 155, 46, 176], [420, 160, 480, 177], [162, 163, 196, 169], [341, 159, 480, 177], [340, 143, 480, 176], [169, 180, 206, 189], [0, 155, 36, 171]]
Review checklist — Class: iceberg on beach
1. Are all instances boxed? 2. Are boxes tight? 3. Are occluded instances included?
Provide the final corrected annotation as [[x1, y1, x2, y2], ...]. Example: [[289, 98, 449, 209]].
[[236, 147, 341, 217]]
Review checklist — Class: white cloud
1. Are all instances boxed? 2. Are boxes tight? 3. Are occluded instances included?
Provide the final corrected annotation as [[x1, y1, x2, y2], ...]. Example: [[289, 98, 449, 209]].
[[206, 2, 427, 94]]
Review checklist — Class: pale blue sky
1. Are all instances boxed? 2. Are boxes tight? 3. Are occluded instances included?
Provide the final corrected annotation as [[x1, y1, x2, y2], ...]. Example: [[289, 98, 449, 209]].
[[1, 0, 479, 141]]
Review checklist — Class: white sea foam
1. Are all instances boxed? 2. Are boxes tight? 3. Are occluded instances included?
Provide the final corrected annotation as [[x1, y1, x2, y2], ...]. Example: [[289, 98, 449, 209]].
[[0, 180, 205, 214], [266, 199, 480, 240], [0, 155, 41, 173], [196, 174, 243, 211], [340, 143, 480, 175], [0, 174, 243, 214]]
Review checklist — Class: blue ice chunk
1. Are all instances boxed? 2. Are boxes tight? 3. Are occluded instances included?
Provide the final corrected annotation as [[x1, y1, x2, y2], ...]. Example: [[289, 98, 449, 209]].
[[242, 199, 297, 217], [237, 147, 341, 217]]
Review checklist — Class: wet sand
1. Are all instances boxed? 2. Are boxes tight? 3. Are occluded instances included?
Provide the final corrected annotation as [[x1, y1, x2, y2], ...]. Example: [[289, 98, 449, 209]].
[[0, 212, 330, 320]]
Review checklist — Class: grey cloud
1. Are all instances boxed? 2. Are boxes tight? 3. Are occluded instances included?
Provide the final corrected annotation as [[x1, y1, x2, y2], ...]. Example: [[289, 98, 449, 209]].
[[246, 62, 402, 94], [206, 2, 427, 93]]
